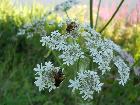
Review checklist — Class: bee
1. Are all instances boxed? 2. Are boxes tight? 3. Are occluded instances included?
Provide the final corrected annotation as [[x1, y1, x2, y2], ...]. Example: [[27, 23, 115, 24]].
[[53, 69, 65, 87], [66, 21, 78, 33]]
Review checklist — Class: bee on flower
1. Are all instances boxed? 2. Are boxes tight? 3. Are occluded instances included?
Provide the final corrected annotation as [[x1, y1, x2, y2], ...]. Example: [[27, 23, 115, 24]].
[[34, 61, 64, 92]]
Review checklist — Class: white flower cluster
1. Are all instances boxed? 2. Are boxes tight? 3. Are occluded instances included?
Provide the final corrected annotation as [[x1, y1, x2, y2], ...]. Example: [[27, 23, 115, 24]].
[[69, 70, 104, 100], [40, 29, 84, 65], [113, 56, 130, 86], [39, 19, 131, 86], [82, 25, 131, 86], [59, 43, 84, 65], [83, 29, 113, 74], [17, 18, 132, 100], [40, 30, 67, 51], [17, 16, 47, 38], [34, 61, 60, 92], [54, 0, 79, 12], [16, 0, 134, 101]]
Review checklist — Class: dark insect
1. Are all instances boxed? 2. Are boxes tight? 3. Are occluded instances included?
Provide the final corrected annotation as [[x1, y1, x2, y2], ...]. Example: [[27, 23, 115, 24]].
[[54, 69, 65, 87], [66, 21, 78, 33]]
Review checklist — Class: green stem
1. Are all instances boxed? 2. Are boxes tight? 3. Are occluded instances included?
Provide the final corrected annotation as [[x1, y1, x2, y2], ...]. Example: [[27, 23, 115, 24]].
[[95, 0, 102, 29], [96, 93, 102, 105], [99, 0, 125, 33], [89, 0, 94, 71], [90, 0, 93, 28], [52, 51, 63, 67], [89, 57, 93, 70], [65, 11, 70, 19], [26, 93, 33, 105], [43, 11, 52, 17], [77, 59, 80, 72], [44, 49, 52, 58]]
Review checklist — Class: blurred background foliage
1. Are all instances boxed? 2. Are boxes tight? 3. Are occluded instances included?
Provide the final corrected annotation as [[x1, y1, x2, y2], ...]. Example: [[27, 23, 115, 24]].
[[0, 0, 140, 105]]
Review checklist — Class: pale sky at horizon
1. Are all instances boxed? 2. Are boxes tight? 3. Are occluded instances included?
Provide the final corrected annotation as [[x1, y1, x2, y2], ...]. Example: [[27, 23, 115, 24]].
[[12, 0, 139, 11]]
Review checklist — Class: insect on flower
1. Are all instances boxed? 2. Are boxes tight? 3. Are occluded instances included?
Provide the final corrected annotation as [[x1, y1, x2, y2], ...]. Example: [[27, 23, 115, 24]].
[[66, 21, 79, 33], [53, 69, 65, 87]]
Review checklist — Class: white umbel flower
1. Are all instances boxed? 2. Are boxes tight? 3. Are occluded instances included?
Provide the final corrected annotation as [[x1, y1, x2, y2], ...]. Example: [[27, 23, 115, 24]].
[[54, 0, 79, 12], [40, 30, 67, 51], [17, 16, 47, 38], [84, 31, 113, 75], [34, 61, 61, 92], [59, 43, 84, 66], [113, 56, 130, 86], [68, 70, 103, 100]]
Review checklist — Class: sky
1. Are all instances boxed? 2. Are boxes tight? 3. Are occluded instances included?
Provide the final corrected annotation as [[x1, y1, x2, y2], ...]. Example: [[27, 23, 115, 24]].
[[12, 0, 139, 11]]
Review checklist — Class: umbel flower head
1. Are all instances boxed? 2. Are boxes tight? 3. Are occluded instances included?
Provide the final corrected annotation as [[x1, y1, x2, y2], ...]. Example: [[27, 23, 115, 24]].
[[69, 70, 104, 100], [20, 17, 133, 100], [40, 30, 68, 51], [34, 61, 64, 92], [59, 42, 84, 65], [113, 56, 130, 86], [36, 19, 132, 99], [54, 0, 79, 12], [17, 16, 47, 38]]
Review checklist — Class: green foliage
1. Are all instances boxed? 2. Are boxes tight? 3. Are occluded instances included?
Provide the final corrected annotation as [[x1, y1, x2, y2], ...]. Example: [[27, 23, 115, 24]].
[[0, 1, 140, 105]]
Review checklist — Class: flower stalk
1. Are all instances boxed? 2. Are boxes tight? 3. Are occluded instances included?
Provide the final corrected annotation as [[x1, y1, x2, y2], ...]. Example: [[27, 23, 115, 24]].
[[65, 11, 70, 19], [99, 0, 125, 33], [95, 0, 102, 29], [52, 51, 63, 67], [90, 0, 94, 28]]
